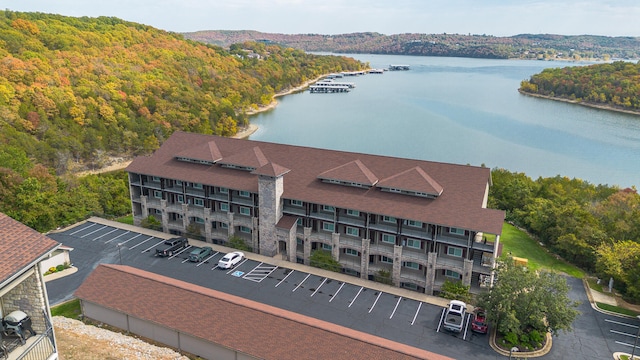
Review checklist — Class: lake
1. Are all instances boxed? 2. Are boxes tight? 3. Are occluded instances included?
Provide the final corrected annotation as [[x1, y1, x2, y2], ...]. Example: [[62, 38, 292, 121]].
[[249, 54, 640, 188]]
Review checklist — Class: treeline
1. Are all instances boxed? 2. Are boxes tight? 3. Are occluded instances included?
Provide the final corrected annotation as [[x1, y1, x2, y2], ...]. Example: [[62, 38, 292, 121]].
[[519, 61, 640, 113], [0, 11, 365, 175], [490, 169, 640, 301], [185, 30, 640, 61]]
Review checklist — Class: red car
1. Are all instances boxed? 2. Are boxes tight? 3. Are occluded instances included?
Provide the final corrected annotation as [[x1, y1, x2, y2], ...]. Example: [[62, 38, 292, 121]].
[[471, 308, 488, 334]]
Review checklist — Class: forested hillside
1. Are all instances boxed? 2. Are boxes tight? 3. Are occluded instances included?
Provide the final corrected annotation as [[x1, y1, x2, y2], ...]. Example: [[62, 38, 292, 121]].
[[0, 11, 364, 230], [519, 61, 640, 113], [0, 11, 365, 174], [185, 30, 640, 61]]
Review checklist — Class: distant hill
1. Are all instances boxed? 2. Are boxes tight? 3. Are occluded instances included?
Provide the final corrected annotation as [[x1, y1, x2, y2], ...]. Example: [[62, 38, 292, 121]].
[[184, 30, 640, 61], [0, 11, 365, 174]]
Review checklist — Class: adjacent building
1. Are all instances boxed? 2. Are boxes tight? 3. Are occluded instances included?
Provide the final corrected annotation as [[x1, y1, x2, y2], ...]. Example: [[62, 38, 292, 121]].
[[126, 132, 505, 295], [0, 212, 60, 360]]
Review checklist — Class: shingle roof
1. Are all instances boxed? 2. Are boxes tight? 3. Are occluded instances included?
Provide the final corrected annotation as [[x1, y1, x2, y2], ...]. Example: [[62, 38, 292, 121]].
[[318, 159, 379, 186], [0, 213, 60, 286], [76, 265, 451, 360], [251, 162, 290, 177], [175, 140, 223, 163], [218, 146, 269, 169], [127, 132, 505, 235], [377, 166, 443, 196]]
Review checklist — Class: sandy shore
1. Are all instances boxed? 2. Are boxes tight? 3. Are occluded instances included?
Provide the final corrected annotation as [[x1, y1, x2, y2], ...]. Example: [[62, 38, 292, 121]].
[[233, 75, 327, 139]]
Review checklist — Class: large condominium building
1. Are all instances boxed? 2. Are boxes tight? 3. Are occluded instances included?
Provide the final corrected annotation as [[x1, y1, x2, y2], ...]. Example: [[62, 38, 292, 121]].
[[126, 132, 505, 295]]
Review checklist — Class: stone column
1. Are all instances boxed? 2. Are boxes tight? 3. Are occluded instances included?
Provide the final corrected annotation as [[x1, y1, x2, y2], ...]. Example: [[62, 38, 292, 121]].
[[287, 225, 298, 262], [204, 208, 212, 242], [228, 212, 235, 237], [181, 203, 189, 231], [257, 174, 284, 257], [463, 258, 474, 287], [331, 232, 340, 261], [392, 245, 403, 286], [425, 252, 438, 295], [252, 217, 260, 253], [140, 195, 149, 219], [303, 227, 312, 266], [160, 199, 168, 233], [360, 238, 370, 279]]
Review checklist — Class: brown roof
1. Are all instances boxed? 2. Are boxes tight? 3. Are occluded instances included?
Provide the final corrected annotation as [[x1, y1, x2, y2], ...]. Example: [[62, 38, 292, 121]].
[[318, 159, 379, 186], [252, 162, 290, 177], [0, 213, 60, 286], [176, 140, 223, 163], [219, 145, 269, 169], [76, 264, 452, 360], [127, 132, 504, 235], [377, 166, 443, 197]]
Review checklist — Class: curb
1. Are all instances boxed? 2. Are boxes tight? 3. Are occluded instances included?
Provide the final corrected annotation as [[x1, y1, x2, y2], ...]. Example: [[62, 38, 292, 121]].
[[489, 327, 552, 358], [582, 278, 637, 319], [44, 266, 79, 282]]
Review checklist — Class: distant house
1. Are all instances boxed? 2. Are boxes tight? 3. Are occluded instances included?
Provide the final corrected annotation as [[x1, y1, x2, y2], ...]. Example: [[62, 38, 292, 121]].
[[75, 264, 452, 360], [0, 212, 60, 360]]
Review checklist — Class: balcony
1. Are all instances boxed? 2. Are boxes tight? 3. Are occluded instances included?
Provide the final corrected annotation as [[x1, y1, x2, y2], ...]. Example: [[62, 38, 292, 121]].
[[1, 311, 56, 360], [309, 211, 334, 222], [337, 216, 365, 228], [338, 237, 362, 250], [369, 243, 394, 257], [401, 227, 430, 240], [282, 205, 305, 217]]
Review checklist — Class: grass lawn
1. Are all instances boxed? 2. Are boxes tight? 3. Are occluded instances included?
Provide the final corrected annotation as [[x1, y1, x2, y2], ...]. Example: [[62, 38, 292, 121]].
[[116, 215, 133, 225], [51, 298, 82, 319], [499, 223, 585, 278]]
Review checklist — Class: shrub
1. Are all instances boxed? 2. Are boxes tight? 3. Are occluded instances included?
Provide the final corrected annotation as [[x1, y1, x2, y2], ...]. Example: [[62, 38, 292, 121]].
[[529, 329, 545, 347], [56, 264, 65, 272], [48, 267, 57, 273], [504, 332, 519, 347]]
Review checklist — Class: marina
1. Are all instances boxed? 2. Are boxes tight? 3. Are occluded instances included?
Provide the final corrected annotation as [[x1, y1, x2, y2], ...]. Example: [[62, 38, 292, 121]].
[[309, 78, 357, 93], [389, 64, 410, 70]]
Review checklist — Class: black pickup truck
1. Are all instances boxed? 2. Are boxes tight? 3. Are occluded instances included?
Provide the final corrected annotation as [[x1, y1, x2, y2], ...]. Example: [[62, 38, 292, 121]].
[[155, 237, 188, 257]]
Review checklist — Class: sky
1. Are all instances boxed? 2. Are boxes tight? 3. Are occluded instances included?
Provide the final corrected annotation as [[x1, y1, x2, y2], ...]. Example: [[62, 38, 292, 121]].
[[4, 0, 639, 37]]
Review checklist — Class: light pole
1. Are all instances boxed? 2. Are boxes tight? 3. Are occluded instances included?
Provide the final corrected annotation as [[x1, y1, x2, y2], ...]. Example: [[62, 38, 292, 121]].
[[117, 243, 123, 265], [509, 346, 519, 360], [631, 315, 640, 360]]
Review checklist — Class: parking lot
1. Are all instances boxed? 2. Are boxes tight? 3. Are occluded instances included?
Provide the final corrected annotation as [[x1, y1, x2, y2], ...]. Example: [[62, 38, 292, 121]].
[[45, 218, 629, 360]]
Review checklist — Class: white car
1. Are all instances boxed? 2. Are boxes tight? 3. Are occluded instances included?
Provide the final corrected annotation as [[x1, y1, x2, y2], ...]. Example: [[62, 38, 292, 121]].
[[218, 251, 245, 269]]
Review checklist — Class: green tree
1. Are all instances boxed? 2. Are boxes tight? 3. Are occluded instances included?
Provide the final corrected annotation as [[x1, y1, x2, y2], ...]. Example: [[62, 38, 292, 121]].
[[228, 235, 250, 251], [596, 240, 640, 301], [309, 249, 341, 272], [477, 257, 580, 339], [439, 279, 471, 303], [140, 215, 162, 231]]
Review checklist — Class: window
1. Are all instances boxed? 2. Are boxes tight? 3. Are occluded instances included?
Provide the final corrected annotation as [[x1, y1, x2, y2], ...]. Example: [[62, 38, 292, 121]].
[[296, 218, 303, 226], [220, 222, 228, 229], [219, 203, 229, 212], [346, 226, 359, 236], [345, 248, 359, 256], [152, 176, 160, 182], [297, 238, 303, 245], [382, 216, 396, 223], [382, 234, 396, 244], [404, 219, 422, 227], [239, 206, 251, 216], [322, 243, 332, 251], [447, 246, 463, 257], [403, 261, 419, 269], [193, 198, 204, 207], [240, 226, 251, 233], [176, 195, 184, 203], [401, 282, 418, 290], [322, 205, 335, 212], [322, 222, 335, 232], [239, 190, 250, 197], [194, 217, 204, 224], [449, 227, 465, 235], [153, 190, 162, 198], [219, 187, 228, 194], [445, 270, 462, 279], [193, 183, 203, 189], [346, 209, 360, 216], [291, 199, 303, 206], [175, 180, 182, 186], [406, 239, 421, 249], [381, 256, 393, 264]]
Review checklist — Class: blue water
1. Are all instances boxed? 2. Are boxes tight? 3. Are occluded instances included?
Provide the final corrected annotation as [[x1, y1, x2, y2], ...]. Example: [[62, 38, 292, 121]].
[[249, 55, 640, 187]]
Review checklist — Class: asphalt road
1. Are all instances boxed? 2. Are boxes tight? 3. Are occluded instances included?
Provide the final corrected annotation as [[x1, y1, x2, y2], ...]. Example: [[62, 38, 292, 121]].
[[45, 220, 639, 360]]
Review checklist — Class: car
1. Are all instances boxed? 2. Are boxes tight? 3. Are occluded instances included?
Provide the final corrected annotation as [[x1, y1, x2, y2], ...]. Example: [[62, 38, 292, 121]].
[[471, 308, 488, 334], [188, 246, 213, 262], [218, 251, 245, 269]]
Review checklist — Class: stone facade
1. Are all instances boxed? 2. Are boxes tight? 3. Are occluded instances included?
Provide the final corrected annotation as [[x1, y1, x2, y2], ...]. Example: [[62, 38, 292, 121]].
[[2, 267, 47, 333]]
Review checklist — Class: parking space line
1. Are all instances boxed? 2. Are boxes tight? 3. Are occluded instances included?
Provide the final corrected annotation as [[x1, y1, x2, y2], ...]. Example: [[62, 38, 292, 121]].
[[117, 233, 143, 246], [411, 302, 422, 325], [81, 225, 107, 238], [69, 222, 96, 235], [168, 245, 191, 260], [436, 308, 446, 332], [104, 231, 130, 244], [93, 228, 119, 241], [128, 236, 156, 249], [329, 282, 345, 302], [348, 287, 364, 308], [310, 278, 327, 297], [197, 252, 219, 267], [615, 340, 638, 348], [275, 270, 294, 287], [606, 319, 638, 329], [181, 256, 191, 263], [368, 292, 382, 313], [243, 263, 279, 283], [389, 296, 402, 319], [292, 274, 311, 292], [211, 264, 220, 270], [462, 314, 471, 340], [611, 329, 636, 338], [142, 240, 166, 253]]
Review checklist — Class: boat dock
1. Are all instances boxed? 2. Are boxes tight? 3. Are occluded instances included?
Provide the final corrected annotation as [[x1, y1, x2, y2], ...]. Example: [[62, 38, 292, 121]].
[[309, 84, 351, 93], [389, 64, 410, 71]]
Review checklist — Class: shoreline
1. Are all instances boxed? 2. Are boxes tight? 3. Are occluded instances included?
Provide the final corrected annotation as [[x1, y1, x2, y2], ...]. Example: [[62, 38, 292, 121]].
[[518, 90, 640, 117], [232, 74, 328, 139]]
